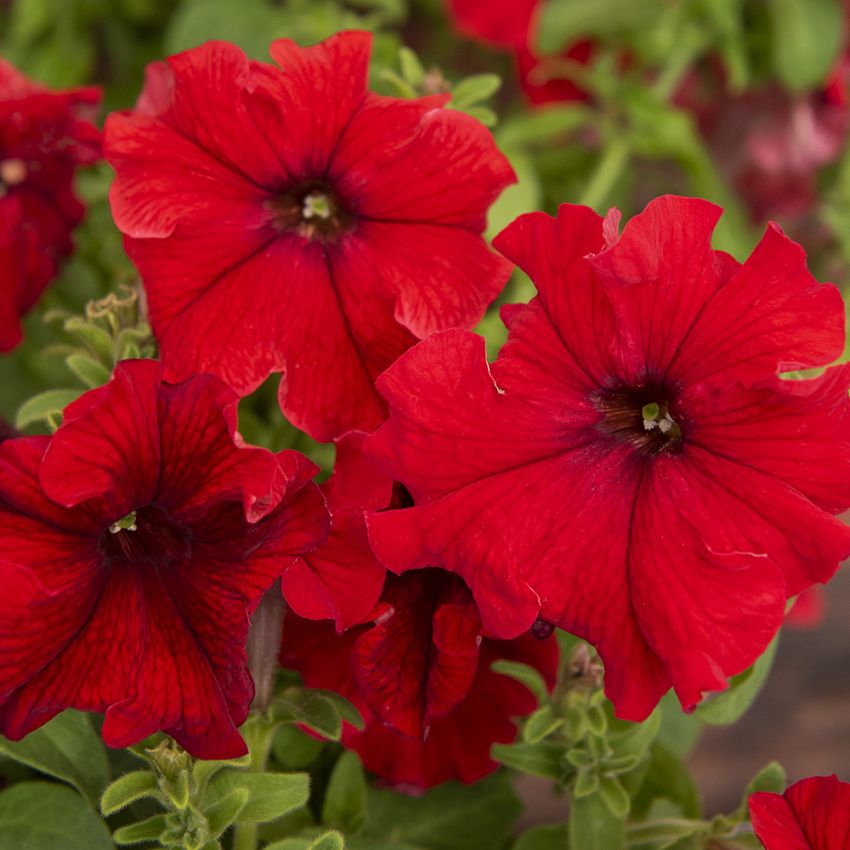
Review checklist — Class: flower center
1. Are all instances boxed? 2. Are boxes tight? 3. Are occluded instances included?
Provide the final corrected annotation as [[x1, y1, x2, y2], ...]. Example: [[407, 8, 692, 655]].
[[267, 180, 352, 241], [594, 385, 683, 455], [0, 158, 27, 196], [99, 505, 191, 569]]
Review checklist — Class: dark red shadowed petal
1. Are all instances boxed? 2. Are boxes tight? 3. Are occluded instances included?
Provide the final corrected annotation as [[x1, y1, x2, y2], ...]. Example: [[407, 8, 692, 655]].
[[281, 580, 559, 788], [750, 775, 850, 850], [39, 360, 162, 518], [0, 365, 328, 759], [351, 571, 482, 738], [281, 432, 390, 630]]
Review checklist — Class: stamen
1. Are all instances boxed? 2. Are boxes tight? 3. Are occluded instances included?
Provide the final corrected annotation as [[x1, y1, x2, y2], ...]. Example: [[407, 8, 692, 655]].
[[302, 192, 332, 221], [109, 511, 138, 534]]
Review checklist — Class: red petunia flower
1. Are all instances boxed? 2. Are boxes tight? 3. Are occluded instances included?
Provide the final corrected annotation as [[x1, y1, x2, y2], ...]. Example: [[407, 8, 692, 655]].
[[785, 586, 826, 630], [0, 60, 101, 351], [0, 359, 328, 758], [445, 0, 591, 105], [365, 195, 850, 722], [281, 568, 558, 788], [104, 32, 514, 442], [280, 432, 390, 631], [750, 775, 850, 849]]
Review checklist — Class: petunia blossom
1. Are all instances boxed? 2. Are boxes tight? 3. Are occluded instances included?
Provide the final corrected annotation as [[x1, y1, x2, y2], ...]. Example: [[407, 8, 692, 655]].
[[0, 359, 328, 758], [281, 568, 558, 788], [104, 31, 514, 442], [0, 60, 101, 351], [366, 195, 850, 721], [750, 775, 850, 849]]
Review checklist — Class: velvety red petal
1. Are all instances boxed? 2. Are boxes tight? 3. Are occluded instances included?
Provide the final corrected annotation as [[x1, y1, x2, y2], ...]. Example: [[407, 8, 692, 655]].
[[39, 360, 162, 518], [587, 195, 730, 384], [0, 566, 246, 758], [682, 366, 850, 514], [330, 92, 514, 232], [751, 775, 850, 850], [669, 222, 846, 387], [628, 456, 787, 711], [493, 205, 615, 392], [155, 372, 281, 523], [351, 572, 481, 738], [281, 434, 389, 630], [335, 219, 509, 339], [248, 31, 371, 179]]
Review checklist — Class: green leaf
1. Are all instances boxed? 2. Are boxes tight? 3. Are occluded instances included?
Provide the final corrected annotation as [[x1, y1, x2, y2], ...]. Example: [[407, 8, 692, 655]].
[[608, 708, 661, 761], [514, 824, 568, 850], [0, 782, 114, 850], [398, 47, 424, 86], [490, 659, 549, 705], [273, 724, 326, 769], [769, 0, 843, 91], [568, 793, 625, 850], [322, 751, 367, 833], [0, 711, 109, 806], [100, 770, 161, 816], [632, 743, 701, 820], [15, 388, 81, 430], [742, 762, 787, 803], [362, 772, 520, 850], [523, 705, 564, 744], [598, 774, 630, 819], [113, 815, 168, 846], [536, 0, 667, 53], [450, 74, 501, 108], [696, 637, 778, 726], [312, 690, 365, 732], [207, 771, 309, 824], [205, 786, 250, 837], [62, 317, 115, 362], [272, 689, 345, 740], [309, 831, 346, 850], [65, 352, 113, 389], [492, 741, 568, 781]]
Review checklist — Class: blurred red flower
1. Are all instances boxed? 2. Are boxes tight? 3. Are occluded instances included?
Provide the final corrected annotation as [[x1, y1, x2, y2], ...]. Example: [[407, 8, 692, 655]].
[[366, 195, 850, 722], [0, 359, 328, 758], [282, 568, 558, 788], [445, 0, 591, 104], [105, 31, 514, 442], [0, 60, 100, 351], [750, 775, 850, 848]]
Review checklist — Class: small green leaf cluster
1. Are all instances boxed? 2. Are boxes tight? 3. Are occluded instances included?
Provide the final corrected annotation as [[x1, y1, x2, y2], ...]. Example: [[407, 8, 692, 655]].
[[16, 285, 156, 431], [378, 46, 502, 126], [99, 739, 308, 850]]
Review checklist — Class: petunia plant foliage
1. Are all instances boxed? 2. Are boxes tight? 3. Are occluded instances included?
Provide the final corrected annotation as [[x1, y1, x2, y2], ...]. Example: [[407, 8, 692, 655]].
[[1, 1, 850, 849]]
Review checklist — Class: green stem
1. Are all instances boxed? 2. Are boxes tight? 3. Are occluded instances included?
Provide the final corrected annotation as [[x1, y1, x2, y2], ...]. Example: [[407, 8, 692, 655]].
[[578, 135, 630, 211], [231, 717, 277, 850]]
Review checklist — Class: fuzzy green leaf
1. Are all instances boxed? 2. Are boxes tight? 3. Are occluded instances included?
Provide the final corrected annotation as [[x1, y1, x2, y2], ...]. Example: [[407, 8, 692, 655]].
[[322, 752, 367, 833], [15, 389, 81, 430], [0, 711, 109, 806], [205, 787, 250, 837], [490, 660, 549, 705], [568, 793, 625, 850], [492, 741, 567, 781], [0, 782, 114, 850], [101, 771, 161, 816], [207, 771, 309, 824], [113, 815, 168, 846]]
